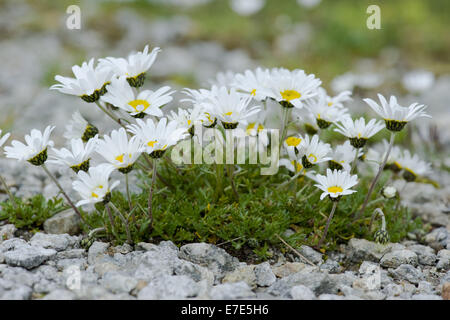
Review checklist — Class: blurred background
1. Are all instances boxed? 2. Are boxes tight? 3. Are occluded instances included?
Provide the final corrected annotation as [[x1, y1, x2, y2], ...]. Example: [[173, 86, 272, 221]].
[[0, 0, 449, 154]]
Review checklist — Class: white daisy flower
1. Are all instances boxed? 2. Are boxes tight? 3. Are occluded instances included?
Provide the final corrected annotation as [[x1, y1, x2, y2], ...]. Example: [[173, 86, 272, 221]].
[[0, 130, 11, 149], [325, 89, 352, 109], [313, 169, 358, 201], [304, 90, 349, 129], [402, 70, 434, 94], [363, 94, 431, 132], [64, 111, 99, 142], [96, 128, 143, 174], [279, 158, 305, 174], [299, 134, 332, 168], [72, 163, 120, 206], [48, 137, 98, 173], [203, 87, 261, 129], [334, 117, 385, 148], [230, 0, 265, 16], [169, 104, 207, 136], [329, 141, 363, 171], [98, 45, 161, 87], [283, 134, 304, 160], [208, 71, 236, 88], [127, 118, 188, 158], [397, 150, 432, 182], [231, 68, 271, 101], [266, 68, 322, 109], [4, 126, 55, 166], [50, 58, 113, 103], [101, 76, 171, 118]]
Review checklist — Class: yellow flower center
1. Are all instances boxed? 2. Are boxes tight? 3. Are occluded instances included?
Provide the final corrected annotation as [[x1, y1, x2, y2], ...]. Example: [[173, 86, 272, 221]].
[[250, 89, 257, 96], [280, 90, 301, 101], [115, 154, 124, 163], [308, 153, 317, 163], [327, 186, 343, 194], [205, 112, 214, 123], [224, 111, 233, 116], [187, 120, 192, 126], [285, 136, 302, 147], [147, 140, 157, 147], [128, 99, 150, 112], [291, 160, 303, 172], [328, 102, 333, 107], [91, 192, 99, 198]]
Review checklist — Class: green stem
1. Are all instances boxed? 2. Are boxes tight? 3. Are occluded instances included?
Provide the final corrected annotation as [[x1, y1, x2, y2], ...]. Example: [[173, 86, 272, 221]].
[[148, 158, 157, 232], [95, 101, 127, 130], [0, 173, 16, 210], [227, 164, 239, 202], [317, 201, 338, 248], [214, 163, 224, 202], [355, 131, 395, 221], [109, 202, 132, 244], [350, 147, 360, 173], [41, 164, 90, 229], [125, 173, 136, 225]]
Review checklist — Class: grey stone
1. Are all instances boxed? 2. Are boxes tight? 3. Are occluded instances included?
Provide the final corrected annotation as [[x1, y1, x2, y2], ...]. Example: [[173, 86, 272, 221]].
[[100, 271, 139, 294], [272, 262, 308, 278], [56, 258, 88, 271], [424, 227, 448, 246], [3, 245, 56, 269], [290, 285, 316, 300], [30, 232, 78, 251], [138, 275, 199, 300], [87, 241, 110, 264], [319, 259, 341, 274], [209, 281, 256, 300], [318, 294, 346, 300], [389, 264, 424, 284], [174, 260, 214, 286], [134, 245, 179, 281], [0, 224, 16, 243], [412, 293, 442, 300], [0, 238, 27, 252], [417, 281, 435, 294], [436, 249, 450, 271], [380, 250, 418, 268], [382, 283, 403, 297], [254, 262, 276, 287], [43, 209, 81, 235], [407, 244, 437, 266], [346, 238, 401, 263], [56, 249, 85, 259], [298, 245, 323, 265], [179, 243, 239, 282], [222, 265, 256, 288]]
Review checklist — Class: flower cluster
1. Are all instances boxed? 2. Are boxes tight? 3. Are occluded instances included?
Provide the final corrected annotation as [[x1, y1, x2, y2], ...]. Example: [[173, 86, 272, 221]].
[[0, 45, 433, 248]]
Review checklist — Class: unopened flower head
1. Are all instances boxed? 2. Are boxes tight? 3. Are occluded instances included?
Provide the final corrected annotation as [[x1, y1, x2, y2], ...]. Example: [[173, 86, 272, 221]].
[[127, 118, 188, 159], [266, 68, 322, 109], [102, 76, 172, 118], [64, 111, 99, 142], [397, 150, 432, 182], [364, 94, 431, 132], [313, 169, 358, 201], [48, 137, 98, 173], [72, 163, 119, 206], [382, 186, 397, 199], [98, 45, 161, 87], [96, 128, 143, 174], [203, 87, 261, 129], [5, 126, 55, 166], [299, 134, 332, 168], [334, 117, 385, 148], [50, 58, 113, 103]]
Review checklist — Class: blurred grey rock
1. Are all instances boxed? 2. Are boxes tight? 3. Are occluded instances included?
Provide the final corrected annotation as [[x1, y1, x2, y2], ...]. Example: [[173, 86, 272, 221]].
[[407, 244, 437, 266], [289, 285, 316, 300], [222, 265, 256, 288], [0, 224, 16, 243], [298, 245, 323, 265], [100, 271, 139, 294], [3, 245, 56, 269], [346, 238, 401, 263], [42, 289, 76, 300], [138, 275, 199, 300], [43, 209, 81, 235], [87, 241, 110, 264], [389, 264, 424, 284], [319, 259, 341, 274], [209, 281, 255, 300], [254, 262, 276, 287], [30, 232, 78, 252], [380, 250, 418, 268], [436, 249, 450, 271]]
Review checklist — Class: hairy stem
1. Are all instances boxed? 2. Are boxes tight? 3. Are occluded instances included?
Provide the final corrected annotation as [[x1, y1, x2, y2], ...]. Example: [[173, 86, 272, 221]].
[[227, 164, 239, 202], [109, 202, 132, 244], [0, 173, 16, 210], [148, 158, 157, 231], [355, 132, 395, 221], [317, 201, 338, 248]]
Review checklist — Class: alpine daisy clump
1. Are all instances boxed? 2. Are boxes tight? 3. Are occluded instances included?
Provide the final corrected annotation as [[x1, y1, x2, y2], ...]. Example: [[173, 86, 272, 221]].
[[304, 90, 349, 129], [231, 68, 271, 101], [299, 134, 332, 169], [64, 111, 99, 142], [72, 164, 120, 206], [101, 76, 172, 118], [48, 137, 98, 173], [50, 58, 113, 103], [329, 141, 362, 171], [99, 45, 161, 88]]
